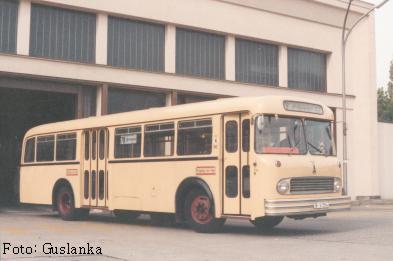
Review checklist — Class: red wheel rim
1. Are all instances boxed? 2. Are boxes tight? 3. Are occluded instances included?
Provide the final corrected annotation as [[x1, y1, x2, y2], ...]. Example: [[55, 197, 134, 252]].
[[191, 195, 213, 224], [59, 192, 72, 214]]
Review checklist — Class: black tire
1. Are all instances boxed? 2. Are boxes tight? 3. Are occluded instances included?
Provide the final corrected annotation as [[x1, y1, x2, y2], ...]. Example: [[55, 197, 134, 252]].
[[184, 189, 225, 233], [56, 186, 87, 221], [251, 216, 284, 231], [78, 208, 90, 220], [113, 210, 140, 222], [150, 213, 176, 227]]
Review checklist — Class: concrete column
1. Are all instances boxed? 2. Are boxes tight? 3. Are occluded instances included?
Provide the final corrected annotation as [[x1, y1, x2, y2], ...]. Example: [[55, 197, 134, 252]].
[[101, 84, 108, 115], [165, 24, 176, 73], [96, 86, 102, 116], [96, 13, 108, 65], [16, 0, 31, 56], [76, 87, 84, 119], [95, 84, 108, 116], [225, 35, 235, 81], [166, 92, 172, 106], [278, 45, 288, 87], [166, 91, 181, 106]]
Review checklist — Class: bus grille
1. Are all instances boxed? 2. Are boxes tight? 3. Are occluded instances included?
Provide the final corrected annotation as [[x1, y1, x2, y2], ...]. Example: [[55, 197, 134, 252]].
[[290, 177, 334, 194]]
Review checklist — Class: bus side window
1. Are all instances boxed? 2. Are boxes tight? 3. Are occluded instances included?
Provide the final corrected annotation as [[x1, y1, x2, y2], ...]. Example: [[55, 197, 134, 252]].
[[99, 170, 105, 200], [226, 166, 238, 198], [114, 126, 141, 158], [99, 130, 105, 160], [91, 170, 96, 199], [177, 119, 212, 155], [84, 131, 89, 161], [92, 131, 97, 160], [242, 119, 250, 152], [226, 121, 238, 153], [84, 170, 89, 199], [36, 135, 55, 162], [56, 133, 77, 161], [242, 165, 250, 198], [144, 122, 174, 157], [24, 137, 36, 163]]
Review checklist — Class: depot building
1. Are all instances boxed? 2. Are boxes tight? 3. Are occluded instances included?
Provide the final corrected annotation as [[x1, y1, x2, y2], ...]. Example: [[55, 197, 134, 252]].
[[0, 0, 379, 205]]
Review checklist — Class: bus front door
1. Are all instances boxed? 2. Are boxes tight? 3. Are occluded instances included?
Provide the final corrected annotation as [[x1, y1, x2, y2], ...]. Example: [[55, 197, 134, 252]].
[[222, 113, 251, 216], [82, 129, 108, 208]]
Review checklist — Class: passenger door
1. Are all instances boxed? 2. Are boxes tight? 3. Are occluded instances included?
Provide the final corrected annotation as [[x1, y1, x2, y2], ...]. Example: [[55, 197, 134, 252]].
[[82, 128, 108, 208], [222, 113, 251, 215]]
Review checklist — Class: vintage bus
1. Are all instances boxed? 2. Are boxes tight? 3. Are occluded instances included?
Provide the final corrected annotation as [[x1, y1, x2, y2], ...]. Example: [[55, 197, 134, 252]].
[[19, 96, 350, 233]]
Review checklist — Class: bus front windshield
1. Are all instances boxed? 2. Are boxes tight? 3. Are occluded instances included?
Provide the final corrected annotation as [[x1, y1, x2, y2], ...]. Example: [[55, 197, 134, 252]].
[[255, 115, 335, 156]]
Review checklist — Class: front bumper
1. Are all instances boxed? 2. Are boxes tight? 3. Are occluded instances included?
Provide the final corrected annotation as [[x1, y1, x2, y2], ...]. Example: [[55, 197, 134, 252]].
[[265, 196, 351, 216]]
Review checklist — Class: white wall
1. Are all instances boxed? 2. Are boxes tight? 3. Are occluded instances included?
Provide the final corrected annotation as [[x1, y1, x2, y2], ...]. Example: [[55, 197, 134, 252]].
[[378, 122, 393, 199]]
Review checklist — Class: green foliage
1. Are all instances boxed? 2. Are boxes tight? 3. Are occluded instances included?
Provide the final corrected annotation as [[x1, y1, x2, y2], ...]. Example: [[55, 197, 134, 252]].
[[378, 60, 393, 123]]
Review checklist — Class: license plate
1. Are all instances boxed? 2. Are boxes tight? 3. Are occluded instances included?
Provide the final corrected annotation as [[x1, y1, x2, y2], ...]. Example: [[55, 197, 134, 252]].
[[313, 202, 330, 209]]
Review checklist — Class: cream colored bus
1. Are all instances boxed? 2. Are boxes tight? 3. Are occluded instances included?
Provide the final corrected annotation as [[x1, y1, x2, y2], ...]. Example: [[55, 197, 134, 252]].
[[20, 96, 350, 233]]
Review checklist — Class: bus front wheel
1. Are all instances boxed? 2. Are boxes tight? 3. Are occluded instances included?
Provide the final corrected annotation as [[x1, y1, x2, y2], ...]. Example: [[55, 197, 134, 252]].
[[251, 216, 284, 231], [184, 189, 225, 233], [56, 186, 88, 221]]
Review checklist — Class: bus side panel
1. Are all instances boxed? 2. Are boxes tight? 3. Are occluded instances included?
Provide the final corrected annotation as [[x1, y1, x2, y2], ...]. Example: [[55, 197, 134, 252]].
[[108, 116, 222, 215], [19, 165, 81, 208], [172, 160, 222, 218], [108, 162, 144, 211], [108, 159, 221, 215]]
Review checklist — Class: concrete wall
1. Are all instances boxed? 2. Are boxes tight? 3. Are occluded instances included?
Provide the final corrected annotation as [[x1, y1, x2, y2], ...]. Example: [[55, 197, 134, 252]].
[[0, 0, 379, 198], [378, 123, 393, 199]]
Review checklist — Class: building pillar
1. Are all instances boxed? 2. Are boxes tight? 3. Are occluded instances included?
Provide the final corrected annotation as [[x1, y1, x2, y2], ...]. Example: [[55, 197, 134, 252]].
[[165, 24, 176, 73], [171, 91, 178, 106], [279, 45, 288, 87], [101, 84, 108, 115], [225, 35, 236, 81], [96, 13, 108, 65], [76, 87, 83, 119], [96, 84, 108, 116], [166, 91, 178, 106], [16, 0, 31, 55], [96, 87, 102, 116]]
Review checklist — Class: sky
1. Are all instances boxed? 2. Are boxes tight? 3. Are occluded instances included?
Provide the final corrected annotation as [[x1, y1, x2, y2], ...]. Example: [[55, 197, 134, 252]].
[[366, 0, 393, 88]]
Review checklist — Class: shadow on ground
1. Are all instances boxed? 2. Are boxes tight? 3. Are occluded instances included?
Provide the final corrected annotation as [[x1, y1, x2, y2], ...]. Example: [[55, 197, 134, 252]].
[[23, 208, 376, 238]]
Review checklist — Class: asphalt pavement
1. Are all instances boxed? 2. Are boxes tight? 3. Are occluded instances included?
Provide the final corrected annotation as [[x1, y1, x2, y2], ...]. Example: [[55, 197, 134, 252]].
[[0, 205, 392, 261]]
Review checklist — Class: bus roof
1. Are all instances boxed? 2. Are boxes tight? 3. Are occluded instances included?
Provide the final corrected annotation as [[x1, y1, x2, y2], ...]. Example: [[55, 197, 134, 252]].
[[25, 95, 333, 137]]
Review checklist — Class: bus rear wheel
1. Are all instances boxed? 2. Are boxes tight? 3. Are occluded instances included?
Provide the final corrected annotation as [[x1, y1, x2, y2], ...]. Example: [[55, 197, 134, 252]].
[[251, 216, 284, 231], [185, 189, 225, 233], [113, 210, 140, 222], [56, 186, 88, 221]]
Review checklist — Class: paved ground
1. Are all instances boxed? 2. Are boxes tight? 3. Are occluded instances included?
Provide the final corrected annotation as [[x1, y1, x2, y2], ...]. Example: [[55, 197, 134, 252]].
[[0, 205, 393, 261]]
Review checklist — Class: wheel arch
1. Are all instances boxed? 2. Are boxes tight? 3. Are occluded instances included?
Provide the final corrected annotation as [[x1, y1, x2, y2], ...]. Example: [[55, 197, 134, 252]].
[[52, 179, 74, 210], [175, 177, 216, 223]]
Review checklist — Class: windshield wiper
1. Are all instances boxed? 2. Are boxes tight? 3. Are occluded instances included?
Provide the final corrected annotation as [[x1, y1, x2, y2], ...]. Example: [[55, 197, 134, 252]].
[[307, 141, 324, 154]]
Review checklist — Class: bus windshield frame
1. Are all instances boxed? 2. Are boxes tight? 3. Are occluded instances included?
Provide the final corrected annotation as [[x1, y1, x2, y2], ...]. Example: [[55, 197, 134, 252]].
[[254, 115, 336, 156]]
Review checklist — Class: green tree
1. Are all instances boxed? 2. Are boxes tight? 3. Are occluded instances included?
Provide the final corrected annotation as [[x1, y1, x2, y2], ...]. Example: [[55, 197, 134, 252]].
[[378, 60, 393, 123], [389, 60, 393, 96]]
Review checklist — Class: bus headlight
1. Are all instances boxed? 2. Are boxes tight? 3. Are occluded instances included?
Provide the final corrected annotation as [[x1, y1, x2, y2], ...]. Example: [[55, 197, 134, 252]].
[[277, 179, 290, 194], [334, 178, 342, 192]]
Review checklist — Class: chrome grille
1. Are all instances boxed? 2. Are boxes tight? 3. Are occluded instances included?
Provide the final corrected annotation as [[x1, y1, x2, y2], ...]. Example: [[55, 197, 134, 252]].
[[290, 177, 334, 194]]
